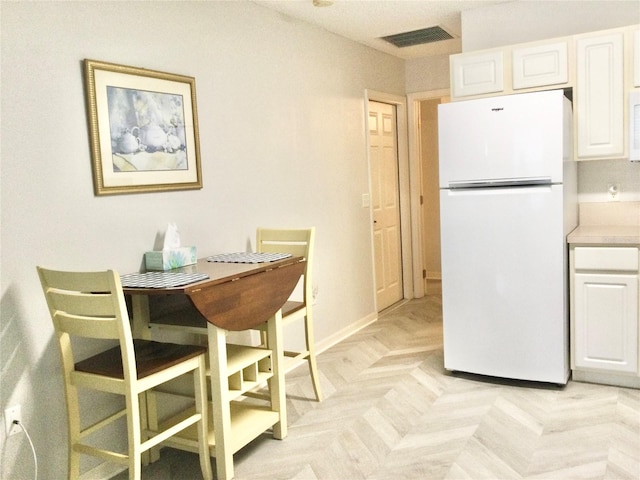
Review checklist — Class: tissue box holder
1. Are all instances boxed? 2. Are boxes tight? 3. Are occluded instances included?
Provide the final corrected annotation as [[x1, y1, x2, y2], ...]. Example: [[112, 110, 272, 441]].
[[145, 247, 197, 271]]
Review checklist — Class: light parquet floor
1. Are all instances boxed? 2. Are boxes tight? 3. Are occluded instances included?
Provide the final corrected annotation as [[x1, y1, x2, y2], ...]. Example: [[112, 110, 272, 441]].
[[117, 292, 640, 480]]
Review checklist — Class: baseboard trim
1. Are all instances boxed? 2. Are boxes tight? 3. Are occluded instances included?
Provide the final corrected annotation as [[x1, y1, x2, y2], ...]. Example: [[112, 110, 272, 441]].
[[316, 311, 378, 355], [572, 369, 640, 389]]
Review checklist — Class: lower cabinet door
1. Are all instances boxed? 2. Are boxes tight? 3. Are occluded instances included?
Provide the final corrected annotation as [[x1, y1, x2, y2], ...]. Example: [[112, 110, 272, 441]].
[[574, 272, 638, 373]]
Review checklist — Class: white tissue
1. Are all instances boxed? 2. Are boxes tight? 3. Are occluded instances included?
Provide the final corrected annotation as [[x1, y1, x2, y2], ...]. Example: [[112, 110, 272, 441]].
[[163, 222, 182, 251], [145, 223, 196, 270]]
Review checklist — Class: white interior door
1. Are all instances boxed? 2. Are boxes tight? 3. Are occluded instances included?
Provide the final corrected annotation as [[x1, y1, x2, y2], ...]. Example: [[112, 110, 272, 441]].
[[369, 100, 403, 311]]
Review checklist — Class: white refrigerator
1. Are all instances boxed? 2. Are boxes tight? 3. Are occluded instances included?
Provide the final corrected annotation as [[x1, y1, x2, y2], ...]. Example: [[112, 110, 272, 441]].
[[438, 89, 577, 384]]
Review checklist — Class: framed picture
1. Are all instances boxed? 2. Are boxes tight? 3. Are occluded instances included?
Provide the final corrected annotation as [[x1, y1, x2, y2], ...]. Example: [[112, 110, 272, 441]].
[[84, 59, 202, 195]]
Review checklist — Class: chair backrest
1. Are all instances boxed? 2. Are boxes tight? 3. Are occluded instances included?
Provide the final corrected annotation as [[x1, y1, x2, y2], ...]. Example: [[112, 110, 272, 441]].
[[37, 267, 137, 382], [256, 228, 314, 303]]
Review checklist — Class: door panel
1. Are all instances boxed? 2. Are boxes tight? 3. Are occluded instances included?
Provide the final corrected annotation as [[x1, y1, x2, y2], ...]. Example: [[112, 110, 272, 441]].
[[574, 273, 638, 373], [369, 101, 402, 311]]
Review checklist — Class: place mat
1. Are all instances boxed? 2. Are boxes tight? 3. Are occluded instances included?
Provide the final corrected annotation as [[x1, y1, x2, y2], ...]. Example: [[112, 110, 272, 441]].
[[120, 272, 209, 289], [206, 252, 292, 264]]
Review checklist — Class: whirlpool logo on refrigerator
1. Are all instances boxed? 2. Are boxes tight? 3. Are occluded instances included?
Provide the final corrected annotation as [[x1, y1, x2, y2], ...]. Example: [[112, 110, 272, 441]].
[[491, 107, 504, 112]]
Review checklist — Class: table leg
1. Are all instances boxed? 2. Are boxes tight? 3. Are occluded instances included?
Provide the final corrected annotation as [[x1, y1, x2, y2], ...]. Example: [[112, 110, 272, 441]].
[[207, 323, 234, 480], [130, 295, 151, 340], [266, 309, 287, 439]]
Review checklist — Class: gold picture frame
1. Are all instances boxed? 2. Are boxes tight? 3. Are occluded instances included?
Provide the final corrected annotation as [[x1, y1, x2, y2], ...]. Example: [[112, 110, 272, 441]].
[[84, 59, 202, 195]]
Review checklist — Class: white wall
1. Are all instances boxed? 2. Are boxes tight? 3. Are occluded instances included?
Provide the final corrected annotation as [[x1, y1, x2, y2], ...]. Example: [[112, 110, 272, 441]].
[[0, 2, 404, 478], [405, 53, 450, 94]]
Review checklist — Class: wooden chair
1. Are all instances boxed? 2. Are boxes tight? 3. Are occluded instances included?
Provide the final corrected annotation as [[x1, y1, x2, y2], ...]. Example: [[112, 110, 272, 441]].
[[37, 267, 213, 480], [255, 227, 322, 401]]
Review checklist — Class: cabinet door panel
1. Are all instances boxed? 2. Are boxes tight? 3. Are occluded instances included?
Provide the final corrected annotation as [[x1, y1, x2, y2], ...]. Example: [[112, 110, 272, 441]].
[[574, 273, 638, 373], [450, 51, 503, 98], [576, 33, 624, 159], [512, 42, 568, 90]]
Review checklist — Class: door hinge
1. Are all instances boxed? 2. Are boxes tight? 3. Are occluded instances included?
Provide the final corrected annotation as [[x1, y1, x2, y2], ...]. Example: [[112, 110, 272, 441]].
[[420, 195, 424, 205], [422, 269, 427, 279]]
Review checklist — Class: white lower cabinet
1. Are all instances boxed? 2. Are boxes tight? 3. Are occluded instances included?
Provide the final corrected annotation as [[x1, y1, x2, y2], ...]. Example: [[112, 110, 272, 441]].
[[574, 272, 638, 372], [571, 247, 640, 386]]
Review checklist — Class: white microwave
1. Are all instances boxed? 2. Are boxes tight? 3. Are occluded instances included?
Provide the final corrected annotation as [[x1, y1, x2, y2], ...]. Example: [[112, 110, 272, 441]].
[[631, 90, 640, 161]]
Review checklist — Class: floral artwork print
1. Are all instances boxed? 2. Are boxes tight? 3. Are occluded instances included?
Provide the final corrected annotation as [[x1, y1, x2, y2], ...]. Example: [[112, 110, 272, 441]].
[[107, 87, 188, 172]]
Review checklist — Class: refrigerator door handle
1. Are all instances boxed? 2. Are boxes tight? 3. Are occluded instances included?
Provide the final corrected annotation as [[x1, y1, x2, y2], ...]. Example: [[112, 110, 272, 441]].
[[448, 177, 552, 189]]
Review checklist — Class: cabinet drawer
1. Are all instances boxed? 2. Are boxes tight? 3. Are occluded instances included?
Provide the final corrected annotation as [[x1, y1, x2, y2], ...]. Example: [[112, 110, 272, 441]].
[[574, 247, 639, 271]]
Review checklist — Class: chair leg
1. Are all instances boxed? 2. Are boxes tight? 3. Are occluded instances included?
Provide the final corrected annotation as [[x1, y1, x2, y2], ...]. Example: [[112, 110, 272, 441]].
[[126, 393, 142, 480], [68, 448, 80, 480], [194, 356, 213, 480], [304, 313, 323, 402], [307, 354, 323, 402], [67, 386, 81, 480], [129, 456, 141, 480]]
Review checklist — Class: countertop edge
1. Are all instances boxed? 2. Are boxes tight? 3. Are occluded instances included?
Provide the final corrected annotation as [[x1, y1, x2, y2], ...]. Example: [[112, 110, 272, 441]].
[[568, 225, 640, 246]]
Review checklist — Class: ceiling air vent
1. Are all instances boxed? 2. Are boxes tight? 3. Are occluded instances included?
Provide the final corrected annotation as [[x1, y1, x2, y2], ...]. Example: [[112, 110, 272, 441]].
[[381, 26, 453, 48]]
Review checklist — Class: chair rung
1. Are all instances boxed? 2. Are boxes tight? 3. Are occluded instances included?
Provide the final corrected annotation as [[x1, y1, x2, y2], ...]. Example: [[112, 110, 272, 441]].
[[284, 350, 309, 360], [79, 408, 127, 439], [74, 443, 128, 465], [143, 413, 202, 451], [242, 390, 271, 401]]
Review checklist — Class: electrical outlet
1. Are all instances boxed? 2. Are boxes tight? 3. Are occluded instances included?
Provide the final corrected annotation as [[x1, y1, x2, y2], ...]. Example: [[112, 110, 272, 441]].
[[4, 405, 21, 436], [607, 183, 620, 201]]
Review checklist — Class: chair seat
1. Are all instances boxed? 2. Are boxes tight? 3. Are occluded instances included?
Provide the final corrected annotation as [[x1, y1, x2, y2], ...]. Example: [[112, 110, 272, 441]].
[[282, 300, 304, 317], [75, 340, 207, 379]]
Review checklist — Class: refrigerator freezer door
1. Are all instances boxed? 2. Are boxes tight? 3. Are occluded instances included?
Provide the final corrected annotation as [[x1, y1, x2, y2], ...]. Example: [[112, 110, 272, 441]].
[[440, 184, 569, 384], [438, 90, 566, 188]]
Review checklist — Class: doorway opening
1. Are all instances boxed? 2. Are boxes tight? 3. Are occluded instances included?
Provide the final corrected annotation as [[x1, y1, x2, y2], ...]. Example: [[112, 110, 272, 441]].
[[407, 90, 450, 299]]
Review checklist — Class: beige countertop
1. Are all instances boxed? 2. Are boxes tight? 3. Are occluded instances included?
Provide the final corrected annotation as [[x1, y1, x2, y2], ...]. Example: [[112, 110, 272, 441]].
[[568, 225, 640, 245], [568, 202, 640, 246]]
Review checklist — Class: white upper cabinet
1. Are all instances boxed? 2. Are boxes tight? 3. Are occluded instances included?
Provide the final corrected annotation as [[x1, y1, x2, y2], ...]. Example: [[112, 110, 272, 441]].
[[512, 42, 568, 90], [576, 32, 624, 159], [450, 51, 504, 98]]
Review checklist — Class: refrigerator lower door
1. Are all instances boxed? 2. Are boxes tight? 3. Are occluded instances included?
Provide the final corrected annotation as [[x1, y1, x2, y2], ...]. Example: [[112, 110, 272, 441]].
[[440, 184, 569, 384]]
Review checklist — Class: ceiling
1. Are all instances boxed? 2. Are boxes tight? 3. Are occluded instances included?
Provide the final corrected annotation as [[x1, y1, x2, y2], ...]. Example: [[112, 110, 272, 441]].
[[252, 0, 512, 60]]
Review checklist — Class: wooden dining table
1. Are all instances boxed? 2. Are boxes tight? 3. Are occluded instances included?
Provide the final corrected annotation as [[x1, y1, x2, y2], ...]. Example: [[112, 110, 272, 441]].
[[122, 255, 305, 480]]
